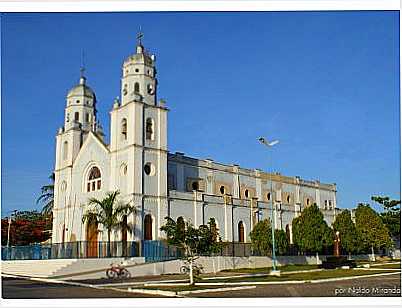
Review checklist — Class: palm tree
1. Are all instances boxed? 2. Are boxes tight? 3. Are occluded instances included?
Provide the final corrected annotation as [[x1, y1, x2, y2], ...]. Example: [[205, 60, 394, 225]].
[[82, 190, 135, 257], [36, 173, 55, 216]]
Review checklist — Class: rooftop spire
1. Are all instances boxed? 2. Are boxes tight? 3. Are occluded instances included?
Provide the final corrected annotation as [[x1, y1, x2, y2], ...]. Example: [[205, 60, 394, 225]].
[[136, 27, 145, 54], [79, 50, 86, 85], [137, 26, 144, 46]]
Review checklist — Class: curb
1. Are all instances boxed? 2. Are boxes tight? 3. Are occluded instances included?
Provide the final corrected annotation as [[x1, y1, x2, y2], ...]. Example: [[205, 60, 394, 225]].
[[144, 282, 189, 287], [128, 287, 181, 297], [95, 278, 188, 287], [197, 271, 401, 286], [178, 285, 256, 295]]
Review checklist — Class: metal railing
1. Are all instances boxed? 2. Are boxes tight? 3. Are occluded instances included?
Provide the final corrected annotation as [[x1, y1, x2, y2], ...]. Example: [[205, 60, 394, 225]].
[[2, 241, 359, 261], [1, 241, 141, 261]]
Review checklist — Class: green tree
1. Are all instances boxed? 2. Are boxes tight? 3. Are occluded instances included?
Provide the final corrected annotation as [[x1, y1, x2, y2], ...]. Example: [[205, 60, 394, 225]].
[[355, 203, 393, 257], [81, 190, 135, 257], [1, 210, 52, 246], [274, 229, 289, 255], [36, 173, 55, 216], [250, 219, 272, 255], [160, 217, 222, 285], [292, 204, 333, 254], [371, 196, 401, 238], [332, 209, 359, 254], [249, 219, 289, 255]]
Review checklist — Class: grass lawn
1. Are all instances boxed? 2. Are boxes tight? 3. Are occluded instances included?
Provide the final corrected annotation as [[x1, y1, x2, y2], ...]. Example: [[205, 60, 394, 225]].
[[209, 268, 400, 283], [369, 263, 401, 269], [142, 284, 225, 292], [139, 268, 401, 294], [220, 264, 319, 274]]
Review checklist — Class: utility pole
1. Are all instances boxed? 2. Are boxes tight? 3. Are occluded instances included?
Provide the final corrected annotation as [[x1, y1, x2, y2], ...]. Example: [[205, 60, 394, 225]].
[[258, 137, 281, 276], [6, 210, 17, 248]]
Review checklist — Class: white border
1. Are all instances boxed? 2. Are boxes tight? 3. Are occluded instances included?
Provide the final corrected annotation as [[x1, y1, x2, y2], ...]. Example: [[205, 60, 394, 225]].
[[1, 0, 401, 308], [0, 0, 399, 13]]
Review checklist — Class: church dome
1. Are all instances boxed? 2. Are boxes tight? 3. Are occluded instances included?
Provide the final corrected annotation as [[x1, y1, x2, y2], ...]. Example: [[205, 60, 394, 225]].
[[67, 76, 96, 100]]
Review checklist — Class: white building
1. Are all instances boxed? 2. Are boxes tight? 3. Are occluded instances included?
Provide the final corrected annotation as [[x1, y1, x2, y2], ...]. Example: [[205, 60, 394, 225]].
[[52, 37, 338, 248]]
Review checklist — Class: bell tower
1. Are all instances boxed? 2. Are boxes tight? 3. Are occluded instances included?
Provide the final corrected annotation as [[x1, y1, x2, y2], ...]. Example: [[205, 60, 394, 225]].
[[110, 33, 168, 239], [53, 70, 101, 243], [120, 31, 157, 106]]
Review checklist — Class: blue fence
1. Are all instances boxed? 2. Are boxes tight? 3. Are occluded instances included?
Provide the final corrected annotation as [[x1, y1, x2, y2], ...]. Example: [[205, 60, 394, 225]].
[[1, 241, 171, 261], [142, 240, 184, 262], [1, 241, 255, 261]]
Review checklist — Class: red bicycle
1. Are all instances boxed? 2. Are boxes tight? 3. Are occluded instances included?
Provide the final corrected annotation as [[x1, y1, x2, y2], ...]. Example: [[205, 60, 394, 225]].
[[106, 263, 131, 279]]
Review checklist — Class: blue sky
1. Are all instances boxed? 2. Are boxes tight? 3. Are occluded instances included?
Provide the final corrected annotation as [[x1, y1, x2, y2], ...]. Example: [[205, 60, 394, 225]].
[[1, 11, 400, 216]]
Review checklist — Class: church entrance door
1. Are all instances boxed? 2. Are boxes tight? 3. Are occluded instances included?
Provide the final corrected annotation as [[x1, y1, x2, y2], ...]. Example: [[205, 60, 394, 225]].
[[144, 214, 152, 240], [86, 220, 98, 258], [238, 221, 245, 243]]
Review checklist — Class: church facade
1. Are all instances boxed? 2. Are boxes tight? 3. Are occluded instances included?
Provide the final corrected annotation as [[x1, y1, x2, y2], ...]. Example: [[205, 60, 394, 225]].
[[52, 38, 339, 246]]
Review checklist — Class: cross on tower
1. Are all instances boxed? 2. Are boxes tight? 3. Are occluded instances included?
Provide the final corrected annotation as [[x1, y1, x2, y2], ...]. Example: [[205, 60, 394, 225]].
[[137, 27, 144, 46], [80, 50, 86, 78]]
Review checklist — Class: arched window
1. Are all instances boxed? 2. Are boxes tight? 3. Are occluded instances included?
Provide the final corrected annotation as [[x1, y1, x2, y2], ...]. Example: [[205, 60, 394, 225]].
[[121, 118, 127, 140], [63, 141, 68, 160], [286, 224, 291, 243], [177, 216, 185, 237], [144, 214, 153, 240], [209, 218, 218, 241], [287, 195, 291, 203], [85, 113, 89, 123], [87, 166, 101, 192], [219, 186, 226, 195], [244, 189, 250, 199], [134, 82, 140, 93], [192, 181, 199, 191], [147, 84, 154, 95], [74, 112, 79, 122], [146, 118, 154, 140], [122, 215, 128, 256], [238, 221, 245, 243], [267, 192, 271, 201]]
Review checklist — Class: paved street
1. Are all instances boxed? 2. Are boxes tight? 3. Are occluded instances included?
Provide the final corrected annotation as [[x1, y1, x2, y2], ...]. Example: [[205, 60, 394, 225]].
[[2, 273, 400, 298], [193, 273, 401, 297], [1, 277, 164, 298]]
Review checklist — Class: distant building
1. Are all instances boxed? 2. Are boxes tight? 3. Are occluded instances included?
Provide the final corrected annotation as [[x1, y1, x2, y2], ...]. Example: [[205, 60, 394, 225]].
[[52, 36, 338, 249]]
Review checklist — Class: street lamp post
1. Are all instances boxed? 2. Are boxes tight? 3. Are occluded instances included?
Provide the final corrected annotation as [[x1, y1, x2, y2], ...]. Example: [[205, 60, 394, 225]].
[[6, 210, 17, 248], [258, 137, 280, 275], [6, 210, 17, 260]]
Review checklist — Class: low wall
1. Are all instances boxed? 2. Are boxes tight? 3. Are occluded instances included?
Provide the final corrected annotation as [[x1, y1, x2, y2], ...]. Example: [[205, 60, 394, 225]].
[[1, 257, 145, 279], [66, 255, 322, 280], [2, 254, 390, 281]]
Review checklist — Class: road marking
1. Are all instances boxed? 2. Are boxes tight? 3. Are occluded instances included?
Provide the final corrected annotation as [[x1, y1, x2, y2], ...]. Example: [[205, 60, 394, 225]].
[[178, 285, 256, 295], [94, 278, 188, 287]]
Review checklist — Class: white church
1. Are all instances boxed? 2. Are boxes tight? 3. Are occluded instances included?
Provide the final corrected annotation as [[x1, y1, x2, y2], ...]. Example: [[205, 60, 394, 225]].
[[52, 36, 339, 250]]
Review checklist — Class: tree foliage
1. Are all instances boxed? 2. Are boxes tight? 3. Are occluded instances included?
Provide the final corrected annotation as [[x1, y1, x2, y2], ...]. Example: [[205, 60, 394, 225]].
[[161, 217, 221, 256], [36, 173, 55, 216], [332, 209, 359, 254], [274, 229, 289, 255], [249, 219, 289, 255], [292, 204, 333, 254], [82, 190, 135, 256], [160, 216, 222, 284], [371, 196, 401, 238], [1, 210, 52, 246], [250, 219, 272, 255], [355, 203, 393, 252]]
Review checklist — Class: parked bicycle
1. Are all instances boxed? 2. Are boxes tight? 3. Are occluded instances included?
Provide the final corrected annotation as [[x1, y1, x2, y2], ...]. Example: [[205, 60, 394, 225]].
[[180, 262, 203, 275], [106, 263, 131, 279]]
